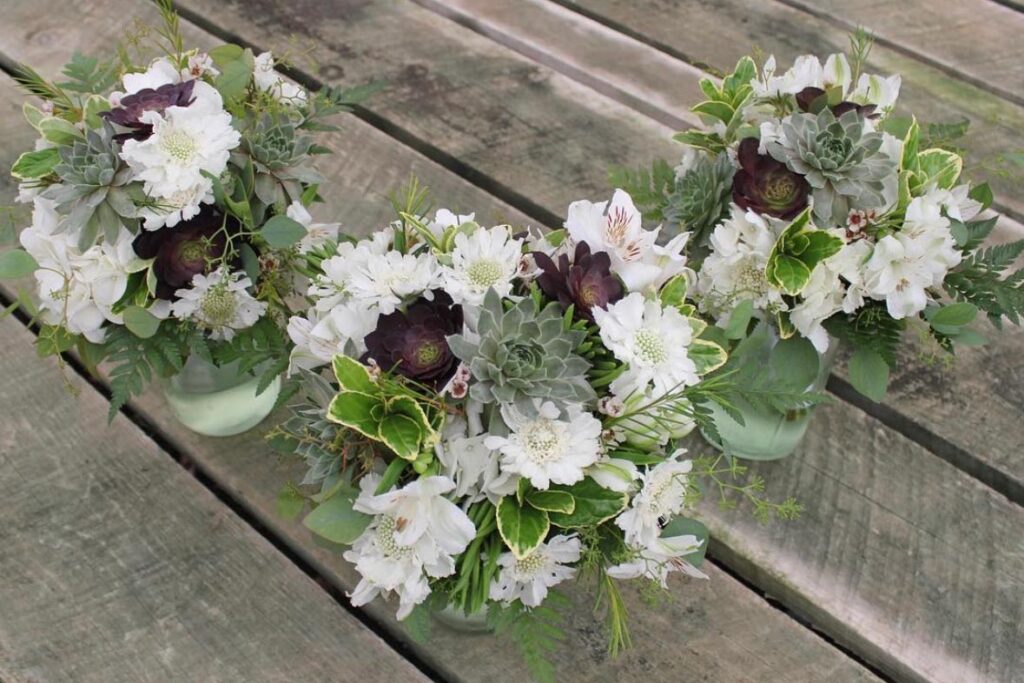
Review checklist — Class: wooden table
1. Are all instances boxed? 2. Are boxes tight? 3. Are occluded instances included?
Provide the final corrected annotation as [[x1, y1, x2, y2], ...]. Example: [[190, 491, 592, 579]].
[[1, 2, 1022, 681]]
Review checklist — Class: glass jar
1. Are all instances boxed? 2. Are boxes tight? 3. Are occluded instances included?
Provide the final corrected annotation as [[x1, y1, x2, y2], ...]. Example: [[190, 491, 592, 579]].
[[702, 332, 838, 460], [163, 355, 281, 437], [431, 604, 493, 633]]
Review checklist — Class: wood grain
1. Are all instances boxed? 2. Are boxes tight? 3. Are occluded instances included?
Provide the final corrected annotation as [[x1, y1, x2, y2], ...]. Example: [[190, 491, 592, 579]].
[[0, 317, 429, 683], [559, 0, 1024, 220]]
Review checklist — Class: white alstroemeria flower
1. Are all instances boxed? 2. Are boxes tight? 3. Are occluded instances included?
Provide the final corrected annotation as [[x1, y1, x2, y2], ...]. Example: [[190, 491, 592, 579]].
[[789, 264, 845, 354], [825, 235, 873, 314], [610, 388, 696, 449], [593, 293, 698, 399], [309, 228, 395, 312], [608, 533, 708, 587], [120, 88, 240, 227], [286, 302, 379, 373], [253, 52, 308, 105], [490, 535, 582, 607], [425, 208, 476, 240], [615, 451, 692, 547], [344, 249, 440, 315], [485, 400, 603, 490], [587, 455, 640, 493], [286, 201, 342, 254], [696, 207, 786, 323], [752, 53, 851, 99], [117, 57, 181, 96], [928, 183, 982, 223], [434, 414, 519, 503], [171, 268, 267, 340], [564, 189, 664, 291], [849, 72, 902, 113], [442, 225, 523, 307], [353, 475, 476, 558], [344, 475, 474, 620]]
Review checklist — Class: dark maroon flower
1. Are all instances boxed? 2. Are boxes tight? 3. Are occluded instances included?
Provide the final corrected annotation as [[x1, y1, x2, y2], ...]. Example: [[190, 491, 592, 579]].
[[795, 86, 877, 119], [133, 205, 235, 299], [732, 138, 811, 220], [101, 80, 196, 142], [362, 292, 464, 389], [533, 241, 623, 322]]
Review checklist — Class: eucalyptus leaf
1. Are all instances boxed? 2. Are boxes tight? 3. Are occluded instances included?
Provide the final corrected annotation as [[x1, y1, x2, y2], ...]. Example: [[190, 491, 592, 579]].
[[847, 347, 889, 402], [122, 305, 161, 339], [260, 214, 308, 248], [0, 249, 39, 279], [302, 487, 370, 545]]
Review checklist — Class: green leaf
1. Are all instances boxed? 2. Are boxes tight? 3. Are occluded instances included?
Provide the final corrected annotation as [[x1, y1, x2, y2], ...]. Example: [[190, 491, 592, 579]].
[[847, 347, 890, 402], [387, 395, 436, 437], [122, 305, 161, 339], [213, 47, 255, 101], [692, 100, 735, 124], [688, 339, 728, 376], [378, 413, 423, 460], [901, 118, 920, 171], [548, 478, 628, 528], [327, 390, 383, 438], [302, 487, 370, 545], [767, 254, 812, 295], [769, 337, 820, 390], [659, 274, 688, 309], [968, 183, 994, 211], [38, 116, 84, 145], [659, 516, 709, 568], [332, 355, 377, 393], [276, 486, 305, 520], [801, 231, 844, 265], [0, 249, 38, 278], [497, 496, 550, 559], [207, 44, 245, 65], [723, 299, 754, 340], [11, 148, 60, 180], [260, 214, 308, 248], [525, 490, 575, 515], [927, 302, 977, 328], [915, 148, 963, 190]]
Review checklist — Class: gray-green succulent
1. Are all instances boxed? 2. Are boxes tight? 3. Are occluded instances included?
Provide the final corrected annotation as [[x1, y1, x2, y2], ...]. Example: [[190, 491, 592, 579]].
[[447, 289, 596, 410], [766, 109, 896, 225], [665, 151, 734, 244], [239, 116, 325, 207], [42, 122, 137, 249]]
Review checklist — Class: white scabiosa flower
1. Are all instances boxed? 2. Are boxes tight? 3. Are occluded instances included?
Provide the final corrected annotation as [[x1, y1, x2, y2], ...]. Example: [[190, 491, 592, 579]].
[[442, 225, 523, 307], [490, 534, 582, 607], [615, 451, 692, 547], [593, 293, 698, 399], [286, 201, 341, 254], [171, 268, 267, 340], [120, 86, 240, 228], [309, 228, 395, 312], [608, 533, 708, 587], [485, 400, 603, 490], [253, 52, 307, 105], [344, 250, 440, 315]]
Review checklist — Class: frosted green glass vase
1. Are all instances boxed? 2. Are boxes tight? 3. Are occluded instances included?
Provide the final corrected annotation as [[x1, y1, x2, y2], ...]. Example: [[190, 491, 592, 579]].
[[163, 355, 280, 437], [702, 336, 838, 461]]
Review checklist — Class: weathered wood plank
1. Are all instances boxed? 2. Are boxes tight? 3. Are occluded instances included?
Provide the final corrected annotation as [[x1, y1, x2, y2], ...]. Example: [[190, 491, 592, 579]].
[[0, 4, 880, 683], [0, 318, 429, 683], [558, 0, 1024, 220], [779, 0, 1024, 106]]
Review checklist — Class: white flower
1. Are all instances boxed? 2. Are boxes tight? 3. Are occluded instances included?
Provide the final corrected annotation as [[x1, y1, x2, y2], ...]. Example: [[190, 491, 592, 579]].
[[789, 263, 844, 353], [426, 208, 475, 240], [615, 451, 692, 547], [849, 73, 902, 113], [171, 268, 267, 340], [118, 57, 181, 95], [286, 201, 341, 253], [253, 52, 307, 105], [484, 400, 603, 490], [928, 183, 982, 223], [442, 225, 523, 307], [287, 302, 379, 373], [752, 53, 850, 99], [345, 474, 475, 619], [434, 413, 518, 503], [120, 86, 240, 228], [587, 455, 639, 493], [310, 228, 395, 312], [490, 535, 581, 607], [611, 388, 695, 449], [593, 293, 698, 399], [185, 53, 219, 80], [696, 207, 786, 322], [608, 534, 707, 587], [345, 249, 440, 315]]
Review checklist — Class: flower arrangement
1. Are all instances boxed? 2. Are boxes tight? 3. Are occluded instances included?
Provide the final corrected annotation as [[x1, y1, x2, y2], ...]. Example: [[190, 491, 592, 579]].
[[613, 31, 1024, 405], [0, 2, 374, 420], [270, 181, 802, 678]]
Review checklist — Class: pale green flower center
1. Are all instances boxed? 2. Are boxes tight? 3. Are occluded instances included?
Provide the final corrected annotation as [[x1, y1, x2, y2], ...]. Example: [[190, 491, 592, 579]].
[[467, 259, 504, 288], [199, 287, 238, 327], [160, 128, 199, 163], [514, 550, 547, 576], [736, 262, 768, 296], [633, 328, 667, 365], [523, 419, 564, 463], [375, 516, 413, 558]]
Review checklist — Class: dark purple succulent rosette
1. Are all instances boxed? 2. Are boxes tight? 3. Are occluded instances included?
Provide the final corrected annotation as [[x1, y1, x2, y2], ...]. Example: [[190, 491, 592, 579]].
[[794, 86, 878, 119], [533, 241, 623, 322], [101, 80, 196, 142], [732, 137, 811, 220], [362, 291, 464, 390], [133, 205, 236, 300]]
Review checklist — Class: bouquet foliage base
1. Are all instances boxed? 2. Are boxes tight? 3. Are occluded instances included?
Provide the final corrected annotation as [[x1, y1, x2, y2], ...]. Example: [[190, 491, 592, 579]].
[[702, 338, 837, 461], [164, 356, 279, 437], [431, 604, 493, 634]]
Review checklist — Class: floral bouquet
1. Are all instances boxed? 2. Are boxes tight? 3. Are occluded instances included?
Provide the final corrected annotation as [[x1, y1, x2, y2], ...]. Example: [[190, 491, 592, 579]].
[[270, 183, 801, 677], [614, 32, 1024, 457], [0, 2, 372, 429]]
